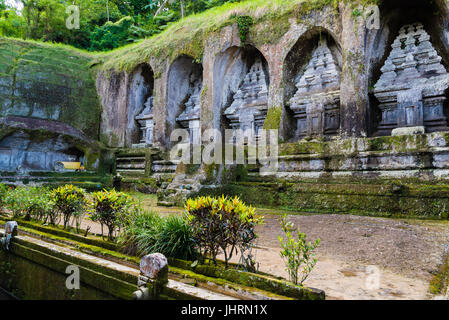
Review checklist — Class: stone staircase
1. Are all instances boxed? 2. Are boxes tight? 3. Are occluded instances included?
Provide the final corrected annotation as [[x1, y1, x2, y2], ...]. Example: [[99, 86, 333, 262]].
[[151, 159, 179, 178], [115, 147, 179, 178], [116, 154, 147, 175]]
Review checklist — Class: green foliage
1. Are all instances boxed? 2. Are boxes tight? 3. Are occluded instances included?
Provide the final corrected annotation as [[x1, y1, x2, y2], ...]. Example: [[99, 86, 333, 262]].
[[0, 183, 8, 214], [97, 0, 324, 72], [185, 196, 263, 267], [236, 15, 253, 44], [2, 186, 54, 221], [50, 185, 88, 230], [2, 186, 23, 217], [117, 209, 197, 260], [18, 0, 123, 49], [0, 0, 243, 50], [89, 188, 135, 240], [148, 214, 197, 260], [89, 16, 140, 51], [352, 8, 362, 17], [0, 8, 26, 38], [117, 209, 162, 255], [263, 106, 282, 130], [278, 215, 320, 285]]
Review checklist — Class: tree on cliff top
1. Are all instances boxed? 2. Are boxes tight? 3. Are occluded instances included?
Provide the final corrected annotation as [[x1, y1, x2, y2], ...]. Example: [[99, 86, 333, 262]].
[[0, 0, 242, 51]]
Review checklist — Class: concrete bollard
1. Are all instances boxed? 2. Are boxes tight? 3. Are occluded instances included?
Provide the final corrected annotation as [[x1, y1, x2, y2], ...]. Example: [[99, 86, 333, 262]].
[[1, 221, 18, 251], [133, 253, 168, 300]]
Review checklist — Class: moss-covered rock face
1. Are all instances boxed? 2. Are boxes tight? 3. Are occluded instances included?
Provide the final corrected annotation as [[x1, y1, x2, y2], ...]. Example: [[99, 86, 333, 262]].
[[0, 38, 109, 175], [192, 181, 449, 219], [263, 106, 282, 130], [0, 38, 101, 140]]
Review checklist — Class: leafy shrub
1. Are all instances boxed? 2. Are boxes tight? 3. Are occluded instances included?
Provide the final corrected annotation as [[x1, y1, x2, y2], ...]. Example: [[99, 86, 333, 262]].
[[3, 186, 29, 218], [23, 186, 53, 222], [50, 185, 87, 229], [185, 196, 263, 267], [278, 215, 320, 285], [89, 189, 135, 240], [236, 15, 253, 43], [2, 186, 54, 221], [0, 183, 9, 214], [89, 16, 135, 51]]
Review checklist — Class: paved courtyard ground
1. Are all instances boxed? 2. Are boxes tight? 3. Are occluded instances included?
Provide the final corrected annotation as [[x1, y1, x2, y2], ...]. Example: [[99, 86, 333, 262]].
[[76, 194, 449, 300]]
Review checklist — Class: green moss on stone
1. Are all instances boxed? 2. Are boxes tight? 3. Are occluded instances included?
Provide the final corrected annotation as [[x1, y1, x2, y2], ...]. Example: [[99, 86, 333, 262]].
[[263, 106, 282, 130]]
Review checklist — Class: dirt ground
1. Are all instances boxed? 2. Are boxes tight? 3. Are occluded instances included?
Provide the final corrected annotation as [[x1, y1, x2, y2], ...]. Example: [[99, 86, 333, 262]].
[[246, 214, 449, 300], [78, 204, 449, 300]]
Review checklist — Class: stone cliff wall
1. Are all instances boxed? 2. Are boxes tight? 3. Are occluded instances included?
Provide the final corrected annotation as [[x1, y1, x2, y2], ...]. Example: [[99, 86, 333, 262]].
[[0, 38, 104, 173], [0, 38, 101, 139], [94, 0, 449, 150], [91, 0, 449, 218]]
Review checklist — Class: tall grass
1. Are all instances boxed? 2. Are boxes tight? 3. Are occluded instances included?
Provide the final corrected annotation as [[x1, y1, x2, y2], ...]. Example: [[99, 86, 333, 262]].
[[117, 210, 197, 260], [144, 215, 197, 261]]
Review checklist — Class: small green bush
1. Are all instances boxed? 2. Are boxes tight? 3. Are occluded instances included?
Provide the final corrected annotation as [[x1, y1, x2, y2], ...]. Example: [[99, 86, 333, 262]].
[[0, 183, 9, 214], [3, 186, 54, 221], [50, 185, 88, 229], [278, 215, 320, 285], [24, 186, 53, 222], [236, 15, 253, 43], [3, 186, 26, 218], [185, 196, 264, 267], [89, 189, 135, 240]]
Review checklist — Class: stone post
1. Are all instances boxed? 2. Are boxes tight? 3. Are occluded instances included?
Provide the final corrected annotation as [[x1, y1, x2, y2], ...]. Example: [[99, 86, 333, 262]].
[[133, 253, 168, 300], [1, 221, 18, 251]]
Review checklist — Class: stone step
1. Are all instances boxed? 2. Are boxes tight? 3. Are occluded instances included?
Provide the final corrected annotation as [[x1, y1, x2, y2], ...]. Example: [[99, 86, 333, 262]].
[[166, 280, 237, 300], [152, 160, 180, 165], [116, 163, 146, 169], [117, 157, 145, 162], [157, 201, 175, 207], [152, 164, 178, 173], [116, 169, 146, 174]]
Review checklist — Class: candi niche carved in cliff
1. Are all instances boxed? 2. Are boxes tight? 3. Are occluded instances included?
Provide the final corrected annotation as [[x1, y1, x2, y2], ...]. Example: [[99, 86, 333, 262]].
[[224, 59, 269, 142], [288, 39, 341, 140], [374, 22, 449, 136], [176, 74, 202, 145]]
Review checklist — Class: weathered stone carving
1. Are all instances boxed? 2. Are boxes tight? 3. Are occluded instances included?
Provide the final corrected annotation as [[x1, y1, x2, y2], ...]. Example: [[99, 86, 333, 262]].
[[224, 59, 269, 141], [134, 96, 154, 147], [139, 253, 168, 280], [374, 23, 449, 136], [176, 74, 202, 145], [1, 221, 18, 251], [289, 39, 341, 139], [134, 253, 168, 300]]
